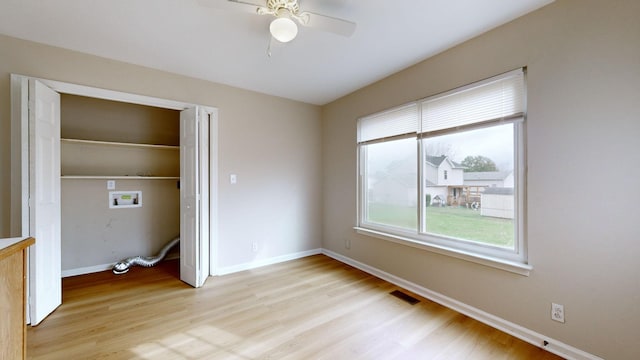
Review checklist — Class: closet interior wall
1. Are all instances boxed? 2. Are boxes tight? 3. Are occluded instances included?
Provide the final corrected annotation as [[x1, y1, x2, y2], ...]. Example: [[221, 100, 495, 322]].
[[60, 94, 180, 275]]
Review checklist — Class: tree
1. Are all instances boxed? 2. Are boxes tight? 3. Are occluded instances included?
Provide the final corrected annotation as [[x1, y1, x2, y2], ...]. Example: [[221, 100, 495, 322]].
[[461, 155, 498, 172]]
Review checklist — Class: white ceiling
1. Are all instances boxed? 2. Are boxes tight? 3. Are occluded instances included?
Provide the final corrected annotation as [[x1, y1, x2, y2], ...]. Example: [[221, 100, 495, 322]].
[[0, 0, 553, 105]]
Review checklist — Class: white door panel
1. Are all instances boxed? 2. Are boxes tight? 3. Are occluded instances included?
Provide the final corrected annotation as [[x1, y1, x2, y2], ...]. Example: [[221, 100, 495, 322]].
[[198, 109, 210, 282], [180, 107, 201, 287], [29, 79, 62, 325]]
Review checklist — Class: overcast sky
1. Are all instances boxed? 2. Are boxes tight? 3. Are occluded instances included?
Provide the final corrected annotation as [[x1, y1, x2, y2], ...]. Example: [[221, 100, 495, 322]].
[[366, 123, 515, 175], [426, 123, 514, 171]]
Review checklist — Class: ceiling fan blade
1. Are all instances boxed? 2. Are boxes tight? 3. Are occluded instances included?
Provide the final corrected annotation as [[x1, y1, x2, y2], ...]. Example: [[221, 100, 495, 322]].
[[298, 11, 356, 37], [198, 0, 265, 15]]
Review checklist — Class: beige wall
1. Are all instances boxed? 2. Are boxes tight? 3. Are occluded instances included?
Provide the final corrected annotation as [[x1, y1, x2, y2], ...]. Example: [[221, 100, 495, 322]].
[[0, 34, 323, 270], [322, 0, 640, 359]]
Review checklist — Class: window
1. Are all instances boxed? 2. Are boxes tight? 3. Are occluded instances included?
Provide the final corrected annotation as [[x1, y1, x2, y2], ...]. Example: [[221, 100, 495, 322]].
[[357, 69, 527, 268]]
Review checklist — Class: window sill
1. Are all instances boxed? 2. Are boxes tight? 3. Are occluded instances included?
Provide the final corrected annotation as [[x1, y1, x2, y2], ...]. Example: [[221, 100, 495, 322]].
[[353, 227, 532, 276]]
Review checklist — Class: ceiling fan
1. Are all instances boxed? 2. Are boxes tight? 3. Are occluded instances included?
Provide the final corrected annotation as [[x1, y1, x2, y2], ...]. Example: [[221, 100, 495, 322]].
[[205, 0, 357, 43]]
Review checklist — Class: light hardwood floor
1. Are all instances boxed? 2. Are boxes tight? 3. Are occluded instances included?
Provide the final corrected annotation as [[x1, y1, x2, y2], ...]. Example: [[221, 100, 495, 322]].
[[27, 255, 563, 360]]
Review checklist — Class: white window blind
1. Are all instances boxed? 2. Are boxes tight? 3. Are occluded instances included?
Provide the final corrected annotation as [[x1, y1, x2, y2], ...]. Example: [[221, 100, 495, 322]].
[[421, 69, 524, 133], [357, 103, 419, 143]]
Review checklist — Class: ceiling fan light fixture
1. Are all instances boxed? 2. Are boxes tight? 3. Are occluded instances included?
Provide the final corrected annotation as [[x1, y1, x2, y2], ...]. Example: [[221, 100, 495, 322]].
[[270, 16, 298, 43]]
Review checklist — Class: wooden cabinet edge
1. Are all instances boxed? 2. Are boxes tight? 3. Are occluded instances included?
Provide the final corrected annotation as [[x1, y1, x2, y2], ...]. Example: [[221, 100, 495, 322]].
[[0, 237, 35, 260], [0, 236, 34, 360]]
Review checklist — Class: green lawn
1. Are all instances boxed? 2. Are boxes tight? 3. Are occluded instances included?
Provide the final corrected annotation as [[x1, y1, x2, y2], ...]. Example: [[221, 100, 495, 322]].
[[367, 203, 514, 247]]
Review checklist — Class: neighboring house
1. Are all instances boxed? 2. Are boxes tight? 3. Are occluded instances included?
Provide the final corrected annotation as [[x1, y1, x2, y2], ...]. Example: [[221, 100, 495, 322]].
[[371, 155, 515, 214], [425, 179, 447, 206], [423, 156, 515, 215], [462, 171, 514, 206], [464, 171, 515, 219], [463, 171, 514, 188], [424, 155, 465, 206]]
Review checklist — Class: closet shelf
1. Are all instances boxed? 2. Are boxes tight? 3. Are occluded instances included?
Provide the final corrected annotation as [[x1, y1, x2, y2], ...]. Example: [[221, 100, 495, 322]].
[[61, 176, 179, 180], [61, 138, 179, 150]]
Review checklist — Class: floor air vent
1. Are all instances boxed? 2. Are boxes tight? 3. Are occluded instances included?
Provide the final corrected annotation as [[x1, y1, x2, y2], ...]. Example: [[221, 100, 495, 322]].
[[390, 290, 420, 305]]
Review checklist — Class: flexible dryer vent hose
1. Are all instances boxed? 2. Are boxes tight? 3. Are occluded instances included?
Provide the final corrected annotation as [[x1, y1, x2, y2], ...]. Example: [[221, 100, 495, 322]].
[[112, 236, 180, 275]]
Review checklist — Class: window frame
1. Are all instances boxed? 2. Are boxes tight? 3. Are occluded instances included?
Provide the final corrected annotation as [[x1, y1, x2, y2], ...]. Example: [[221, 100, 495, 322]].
[[355, 69, 530, 275]]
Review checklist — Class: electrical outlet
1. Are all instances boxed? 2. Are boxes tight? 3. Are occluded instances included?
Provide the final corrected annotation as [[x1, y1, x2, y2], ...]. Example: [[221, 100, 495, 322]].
[[252, 241, 258, 252], [345, 239, 351, 249], [551, 303, 565, 323]]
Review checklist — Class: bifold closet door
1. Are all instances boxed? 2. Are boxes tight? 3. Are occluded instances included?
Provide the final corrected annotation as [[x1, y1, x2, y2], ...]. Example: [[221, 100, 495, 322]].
[[28, 79, 62, 325], [180, 107, 209, 288]]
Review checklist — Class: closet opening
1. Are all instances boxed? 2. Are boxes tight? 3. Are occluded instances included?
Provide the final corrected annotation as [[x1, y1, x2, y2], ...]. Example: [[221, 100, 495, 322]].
[[11, 74, 218, 325], [60, 94, 181, 279]]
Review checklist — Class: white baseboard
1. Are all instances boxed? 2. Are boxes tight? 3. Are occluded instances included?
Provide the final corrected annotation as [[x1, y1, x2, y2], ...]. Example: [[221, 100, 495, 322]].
[[62, 263, 114, 277], [216, 248, 322, 276], [64, 249, 322, 277], [62, 253, 180, 278], [322, 249, 602, 360]]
